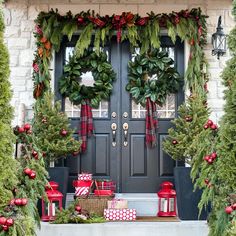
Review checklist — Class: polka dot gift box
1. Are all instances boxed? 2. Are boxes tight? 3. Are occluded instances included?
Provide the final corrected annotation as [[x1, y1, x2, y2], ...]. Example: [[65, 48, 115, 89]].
[[104, 209, 137, 221], [78, 173, 92, 181]]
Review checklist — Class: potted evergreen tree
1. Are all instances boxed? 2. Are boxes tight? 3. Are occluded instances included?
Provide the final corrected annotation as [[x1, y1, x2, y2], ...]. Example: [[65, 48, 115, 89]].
[[33, 92, 82, 207], [163, 93, 210, 220]]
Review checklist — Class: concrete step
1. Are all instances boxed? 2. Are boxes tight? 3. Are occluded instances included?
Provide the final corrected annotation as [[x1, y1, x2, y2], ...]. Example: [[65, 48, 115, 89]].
[[37, 221, 209, 236], [66, 193, 158, 216]]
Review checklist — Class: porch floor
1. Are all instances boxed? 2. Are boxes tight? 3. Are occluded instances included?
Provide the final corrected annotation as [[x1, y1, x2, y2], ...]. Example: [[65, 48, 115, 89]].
[[37, 221, 209, 236]]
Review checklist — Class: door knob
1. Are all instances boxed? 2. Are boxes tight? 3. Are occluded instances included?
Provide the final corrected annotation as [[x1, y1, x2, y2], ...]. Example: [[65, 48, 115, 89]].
[[123, 123, 128, 146], [111, 123, 117, 147]]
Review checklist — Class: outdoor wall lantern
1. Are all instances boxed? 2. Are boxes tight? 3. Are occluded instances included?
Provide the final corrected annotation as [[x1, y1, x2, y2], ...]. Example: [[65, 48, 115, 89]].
[[212, 16, 227, 59]]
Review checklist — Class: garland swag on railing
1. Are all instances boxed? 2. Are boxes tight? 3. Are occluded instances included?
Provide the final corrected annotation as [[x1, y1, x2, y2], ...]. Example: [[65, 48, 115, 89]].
[[33, 8, 208, 99]]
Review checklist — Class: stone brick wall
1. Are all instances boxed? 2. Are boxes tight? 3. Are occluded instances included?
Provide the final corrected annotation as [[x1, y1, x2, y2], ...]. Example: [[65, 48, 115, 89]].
[[3, 0, 234, 125]]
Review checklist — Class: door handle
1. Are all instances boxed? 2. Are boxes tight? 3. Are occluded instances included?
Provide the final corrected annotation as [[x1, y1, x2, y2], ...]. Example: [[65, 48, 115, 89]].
[[123, 123, 128, 147], [111, 123, 117, 147]]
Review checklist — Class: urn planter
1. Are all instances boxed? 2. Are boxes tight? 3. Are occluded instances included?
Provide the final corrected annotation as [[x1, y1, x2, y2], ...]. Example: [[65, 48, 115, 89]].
[[174, 166, 208, 220]]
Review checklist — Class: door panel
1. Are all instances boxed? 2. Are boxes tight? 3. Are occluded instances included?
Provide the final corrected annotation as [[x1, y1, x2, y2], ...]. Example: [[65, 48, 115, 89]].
[[55, 35, 184, 193]]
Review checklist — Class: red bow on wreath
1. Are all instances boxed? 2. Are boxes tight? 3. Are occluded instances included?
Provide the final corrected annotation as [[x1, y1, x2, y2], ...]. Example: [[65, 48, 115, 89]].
[[112, 12, 134, 43]]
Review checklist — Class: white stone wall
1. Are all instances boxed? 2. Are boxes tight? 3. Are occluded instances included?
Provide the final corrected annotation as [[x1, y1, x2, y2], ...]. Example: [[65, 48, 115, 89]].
[[3, 0, 235, 125]]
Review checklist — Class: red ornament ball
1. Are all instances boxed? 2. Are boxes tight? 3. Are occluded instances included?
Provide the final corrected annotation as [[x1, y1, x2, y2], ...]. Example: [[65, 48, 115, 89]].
[[32, 150, 38, 157], [75, 205, 82, 212], [18, 127, 25, 133], [14, 198, 22, 206], [23, 123, 31, 131], [225, 206, 233, 214], [211, 152, 217, 160], [207, 158, 213, 164], [204, 179, 209, 185], [203, 155, 210, 161], [2, 225, 9, 231], [203, 124, 209, 129], [207, 120, 213, 126], [21, 198, 28, 206], [24, 168, 32, 175], [172, 140, 178, 145], [210, 124, 218, 130], [5, 218, 14, 227], [0, 217, 7, 225], [29, 171, 36, 179], [61, 129, 68, 136], [232, 203, 236, 210]]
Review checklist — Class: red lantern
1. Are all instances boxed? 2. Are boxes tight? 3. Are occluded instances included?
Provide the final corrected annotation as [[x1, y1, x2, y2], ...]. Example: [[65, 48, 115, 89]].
[[157, 181, 177, 217], [41, 181, 63, 222]]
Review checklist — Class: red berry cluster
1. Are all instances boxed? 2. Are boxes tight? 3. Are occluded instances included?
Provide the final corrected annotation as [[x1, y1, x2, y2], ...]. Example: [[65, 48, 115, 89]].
[[11, 198, 28, 206], [24, 168, 36, 179], [0, 217, 14, 232], [203, 152, 217, 164], [225, 204, 236, 214], [203, 120, 218, 130], [17, 123, 32, 134]]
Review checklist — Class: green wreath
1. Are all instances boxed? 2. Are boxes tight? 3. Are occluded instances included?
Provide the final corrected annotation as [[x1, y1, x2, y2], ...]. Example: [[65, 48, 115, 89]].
[[59, 50, 116, 108], [126, 49, 182, 107]]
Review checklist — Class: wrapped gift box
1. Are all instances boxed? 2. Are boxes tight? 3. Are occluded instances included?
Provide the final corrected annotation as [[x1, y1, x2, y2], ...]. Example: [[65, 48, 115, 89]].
[[107, 199, 128, 209], [73, 180, 93, 188], [96, 180, 116, 191], [78, 173, 92, 181], [75, 186, 90, 196], [94, 189, 113, 196], [104, 209, 136, 221]]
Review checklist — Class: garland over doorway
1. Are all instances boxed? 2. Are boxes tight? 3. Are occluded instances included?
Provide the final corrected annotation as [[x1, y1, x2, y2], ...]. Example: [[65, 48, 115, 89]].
[[33, 8, 208, 97], [32, 8, 208, 150]]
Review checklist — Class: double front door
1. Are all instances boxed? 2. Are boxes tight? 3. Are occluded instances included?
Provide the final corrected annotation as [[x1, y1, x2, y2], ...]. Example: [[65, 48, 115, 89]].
[[55, 36, 184, 193]]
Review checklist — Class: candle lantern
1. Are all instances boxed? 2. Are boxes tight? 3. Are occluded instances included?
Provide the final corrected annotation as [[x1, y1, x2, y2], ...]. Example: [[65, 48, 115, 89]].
[[41, 181, 63, 221], [157, 181, 177, 217]]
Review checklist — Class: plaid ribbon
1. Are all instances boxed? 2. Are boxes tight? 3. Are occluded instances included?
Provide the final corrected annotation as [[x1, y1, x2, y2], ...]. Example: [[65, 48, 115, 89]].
[[145, 98, 158, 147], [79, 99, 94, 153]]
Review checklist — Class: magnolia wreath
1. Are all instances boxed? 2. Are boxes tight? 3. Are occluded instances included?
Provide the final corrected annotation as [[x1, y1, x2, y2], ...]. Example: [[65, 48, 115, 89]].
[[126, 48, 182, 107], [59, 50, 116, 108]]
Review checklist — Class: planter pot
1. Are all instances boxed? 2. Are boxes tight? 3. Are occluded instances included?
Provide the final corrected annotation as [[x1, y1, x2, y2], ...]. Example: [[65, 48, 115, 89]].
[[174, 166, 208, 220], [47, 167, 69, 208]]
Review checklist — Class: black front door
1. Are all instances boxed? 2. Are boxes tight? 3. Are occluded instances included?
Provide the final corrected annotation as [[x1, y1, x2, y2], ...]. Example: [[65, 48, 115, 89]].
[[55, 36, 184, 193]]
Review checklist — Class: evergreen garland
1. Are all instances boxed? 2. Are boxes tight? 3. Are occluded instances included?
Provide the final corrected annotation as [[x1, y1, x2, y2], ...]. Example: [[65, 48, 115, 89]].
[[33, 8, 208, 98]]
